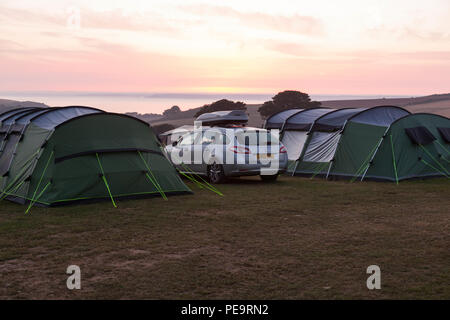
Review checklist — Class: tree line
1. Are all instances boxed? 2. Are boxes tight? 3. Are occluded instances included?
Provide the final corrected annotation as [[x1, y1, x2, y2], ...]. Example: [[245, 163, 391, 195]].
[[162, 90, 321, 119]]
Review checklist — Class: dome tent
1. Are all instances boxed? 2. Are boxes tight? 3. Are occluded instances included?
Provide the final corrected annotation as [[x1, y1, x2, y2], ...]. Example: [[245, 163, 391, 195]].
[[358, 113, 450, 182], [0, 106, 191, 210], [292, 106, 411, 179]]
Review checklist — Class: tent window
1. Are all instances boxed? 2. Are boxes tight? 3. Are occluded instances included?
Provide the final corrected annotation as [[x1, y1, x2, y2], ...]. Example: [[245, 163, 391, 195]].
[[405, 127, 436, 145], [437, 127, 450, 143]]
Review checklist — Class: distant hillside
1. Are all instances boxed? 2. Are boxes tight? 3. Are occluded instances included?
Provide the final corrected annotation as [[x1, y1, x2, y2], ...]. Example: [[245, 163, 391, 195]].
[[124, 112, 163, 122], [149, 107, 202, 122], [0, 99, 49, 113], [321, 93, 450, 109], [148, 94, 450, 129], [321, 93, 450, 118], [2, 93, 449, 130]]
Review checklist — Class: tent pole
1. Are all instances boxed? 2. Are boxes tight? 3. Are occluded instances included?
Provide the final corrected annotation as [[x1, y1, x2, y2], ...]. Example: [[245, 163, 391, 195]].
[[325, 128, 345, 180], [390, 135, 399, 185], [0, 148, 40, 199], [360, 139, 381, 181], [95, 153, 117, 208], [420, 159, 449, 178], [27, 150, 54, 210], [325, 161, 333, 180], [179, 163, 223, 196], [350, 136, 384, 183], [419, 144, 450, 176], [361, 127, 391, 181], [291, 160, 299, 176], [25, 181, 51, 214], [435, 140, 450, 156], [137, 150, 168, 200]]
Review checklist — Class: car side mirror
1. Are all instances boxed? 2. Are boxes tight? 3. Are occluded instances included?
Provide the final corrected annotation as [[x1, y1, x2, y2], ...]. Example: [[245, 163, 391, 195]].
[[172, 141, 178, 146]]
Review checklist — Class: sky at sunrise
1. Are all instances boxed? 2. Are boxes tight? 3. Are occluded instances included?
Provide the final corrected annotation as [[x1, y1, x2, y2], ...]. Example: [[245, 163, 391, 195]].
[[1, 0, 449, 95]]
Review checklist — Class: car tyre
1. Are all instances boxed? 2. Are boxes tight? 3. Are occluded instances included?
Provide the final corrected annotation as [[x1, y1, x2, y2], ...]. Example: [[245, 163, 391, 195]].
[[208, 162, 226, 184], [260, 174, 278, 182]]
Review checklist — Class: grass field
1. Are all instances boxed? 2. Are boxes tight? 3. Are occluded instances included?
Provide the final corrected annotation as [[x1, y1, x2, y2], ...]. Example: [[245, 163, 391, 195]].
[[0, 176, 449, 299]]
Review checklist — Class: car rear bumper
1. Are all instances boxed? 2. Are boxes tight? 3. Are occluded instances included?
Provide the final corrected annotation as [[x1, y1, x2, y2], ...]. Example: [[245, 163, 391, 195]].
[[223, 161, 288, 177]]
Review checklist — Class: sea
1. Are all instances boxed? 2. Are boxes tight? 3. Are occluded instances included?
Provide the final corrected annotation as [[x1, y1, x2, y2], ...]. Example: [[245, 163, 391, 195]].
[[0, 92, 413, 114]]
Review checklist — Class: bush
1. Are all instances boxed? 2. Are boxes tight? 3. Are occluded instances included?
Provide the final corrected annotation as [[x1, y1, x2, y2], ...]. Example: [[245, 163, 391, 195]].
[[163, 106, 181, 117], [194, 99, 246, 117], [258, 90, 321, 119]]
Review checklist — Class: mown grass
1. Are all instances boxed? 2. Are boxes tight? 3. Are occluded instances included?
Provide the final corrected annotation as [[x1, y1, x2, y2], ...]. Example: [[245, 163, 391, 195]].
[[0, 176, 448, 299]]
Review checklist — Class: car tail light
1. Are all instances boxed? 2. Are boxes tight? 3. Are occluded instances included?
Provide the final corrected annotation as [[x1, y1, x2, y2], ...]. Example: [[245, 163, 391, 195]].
[[230, 146, 251, 154], [280, 145, 287, 153]]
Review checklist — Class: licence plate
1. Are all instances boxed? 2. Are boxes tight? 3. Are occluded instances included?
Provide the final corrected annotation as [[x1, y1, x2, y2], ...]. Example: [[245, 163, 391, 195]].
[[257, 154, 274, 160]]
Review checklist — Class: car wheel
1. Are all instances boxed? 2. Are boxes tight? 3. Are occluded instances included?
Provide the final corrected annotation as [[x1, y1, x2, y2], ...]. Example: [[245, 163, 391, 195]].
[[260, 174, 278, 182], [208, 162, 226, 184]]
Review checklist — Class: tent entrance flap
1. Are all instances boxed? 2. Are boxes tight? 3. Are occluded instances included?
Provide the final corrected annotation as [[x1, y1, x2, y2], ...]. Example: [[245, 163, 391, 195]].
[[281, 131, 308, 161], [405, 127, 436, 145], [302, 131, 341, 163]]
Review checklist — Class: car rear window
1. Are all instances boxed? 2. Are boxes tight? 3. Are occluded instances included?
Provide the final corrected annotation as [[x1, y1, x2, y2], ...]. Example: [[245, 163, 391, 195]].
[[201, 130, 230, 145], [235, 131, 279, 146]]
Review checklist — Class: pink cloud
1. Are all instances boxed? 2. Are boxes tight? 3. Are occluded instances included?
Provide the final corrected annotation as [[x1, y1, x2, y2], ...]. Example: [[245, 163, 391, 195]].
[[78, 9, 179, 34], [1, 43, 449, 95], [0, 5, 63, 26], [183, 5, 324, 36], [0, 5, 448, 96], [0, 5, 180, 35], [366, 26, 450, 42]]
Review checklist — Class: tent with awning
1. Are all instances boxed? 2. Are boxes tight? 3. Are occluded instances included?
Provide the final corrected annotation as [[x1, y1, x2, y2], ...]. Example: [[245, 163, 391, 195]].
[[289, 106, 450, 182], [292, 106, 411, 180]]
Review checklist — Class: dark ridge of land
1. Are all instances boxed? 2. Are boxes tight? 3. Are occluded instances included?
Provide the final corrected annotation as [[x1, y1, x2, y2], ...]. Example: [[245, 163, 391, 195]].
[[0, 99, 49, 113], [149, 93, 450, 129]]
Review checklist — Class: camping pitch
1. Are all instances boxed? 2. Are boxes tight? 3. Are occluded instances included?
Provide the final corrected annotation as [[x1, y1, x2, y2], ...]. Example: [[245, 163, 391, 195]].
[[266, 106, 450, 182], [0, 106, 191, 210]]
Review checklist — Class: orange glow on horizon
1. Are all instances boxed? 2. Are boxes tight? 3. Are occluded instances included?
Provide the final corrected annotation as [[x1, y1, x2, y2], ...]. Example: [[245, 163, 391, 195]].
[[0, 0, 449, 100]]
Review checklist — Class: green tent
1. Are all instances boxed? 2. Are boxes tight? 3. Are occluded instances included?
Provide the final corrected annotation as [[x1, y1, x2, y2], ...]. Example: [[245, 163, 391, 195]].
[[265, 108, 335, 172], [278, 106, 450, 182], [0, 107, 43, 151], [0, 106, 191, 208]]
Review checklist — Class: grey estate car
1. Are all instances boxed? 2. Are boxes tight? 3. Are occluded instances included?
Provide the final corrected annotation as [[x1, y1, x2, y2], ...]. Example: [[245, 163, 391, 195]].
[[164, 126, 288, 183]]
